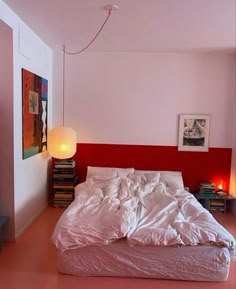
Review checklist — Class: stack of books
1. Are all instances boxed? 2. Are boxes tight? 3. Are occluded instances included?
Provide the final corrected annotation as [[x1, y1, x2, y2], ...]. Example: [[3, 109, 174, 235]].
[[52, 159, 78, 207], [55, 159, 76, 169], [199, 182, 216, 197], [209, 199, 225, 212]]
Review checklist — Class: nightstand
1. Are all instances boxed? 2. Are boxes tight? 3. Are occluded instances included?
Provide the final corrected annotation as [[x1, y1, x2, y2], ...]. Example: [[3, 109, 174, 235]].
[[52, 159, 78, 207], [193, 193, 234, 213]]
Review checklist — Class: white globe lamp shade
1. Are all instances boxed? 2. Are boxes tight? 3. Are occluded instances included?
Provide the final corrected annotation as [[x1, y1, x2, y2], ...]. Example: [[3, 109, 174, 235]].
[[48, 127, 77, 159]]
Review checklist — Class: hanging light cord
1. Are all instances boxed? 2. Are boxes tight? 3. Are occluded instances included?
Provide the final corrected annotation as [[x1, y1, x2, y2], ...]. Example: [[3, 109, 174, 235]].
[[65, 8, 112, 55], [62, 7, 113, 126], [62, 44, 66, 126]]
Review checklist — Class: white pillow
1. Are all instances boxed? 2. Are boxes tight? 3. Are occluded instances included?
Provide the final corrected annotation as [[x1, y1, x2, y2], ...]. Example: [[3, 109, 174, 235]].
[[135, 170, 157, 175], [129, 171, 160, 183], [135, 170, 184, 189], [86, 166, 135, 180], [159, 171, 184, 190]]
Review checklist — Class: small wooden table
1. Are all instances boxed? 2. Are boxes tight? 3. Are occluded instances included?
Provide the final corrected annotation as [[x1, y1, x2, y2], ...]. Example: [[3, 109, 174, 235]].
[[0, 216, 8, 251]]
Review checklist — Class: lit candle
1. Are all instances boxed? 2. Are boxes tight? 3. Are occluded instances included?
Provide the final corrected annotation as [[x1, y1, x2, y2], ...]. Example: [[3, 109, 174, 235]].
[[218, 184, 223, 191]]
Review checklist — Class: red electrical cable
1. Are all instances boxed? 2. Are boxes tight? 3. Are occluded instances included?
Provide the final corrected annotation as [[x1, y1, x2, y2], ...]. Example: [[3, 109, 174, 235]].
[[62, 44, 66, 125], [65, 8, 112, 55]]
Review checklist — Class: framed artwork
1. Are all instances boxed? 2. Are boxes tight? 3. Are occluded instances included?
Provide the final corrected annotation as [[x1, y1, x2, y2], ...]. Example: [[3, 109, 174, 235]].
[[178, 114, 210, 152], [22, 68, 48, 159]]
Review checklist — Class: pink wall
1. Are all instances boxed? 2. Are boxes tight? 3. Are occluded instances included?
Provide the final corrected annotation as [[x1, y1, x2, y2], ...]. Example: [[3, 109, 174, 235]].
[[0, 20, 14, 237]]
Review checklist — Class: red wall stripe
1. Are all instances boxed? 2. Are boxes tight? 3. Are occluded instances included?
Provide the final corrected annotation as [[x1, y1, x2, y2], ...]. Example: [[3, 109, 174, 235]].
[[73, 143, 232, 193]]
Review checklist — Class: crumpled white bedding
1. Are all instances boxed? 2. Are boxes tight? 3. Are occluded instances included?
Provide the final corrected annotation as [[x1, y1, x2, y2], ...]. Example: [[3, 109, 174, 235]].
[[51, 173, 235, 252]]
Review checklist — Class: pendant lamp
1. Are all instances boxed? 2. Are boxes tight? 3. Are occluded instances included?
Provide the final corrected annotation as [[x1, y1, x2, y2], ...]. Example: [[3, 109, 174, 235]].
[[48, 45, 77, 159], [48, 5, 118, 159], [48, 126, 77, 159]]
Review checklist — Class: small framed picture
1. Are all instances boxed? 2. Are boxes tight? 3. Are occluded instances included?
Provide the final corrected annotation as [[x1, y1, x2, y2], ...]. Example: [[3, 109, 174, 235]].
[[178, 114, 210, 152]]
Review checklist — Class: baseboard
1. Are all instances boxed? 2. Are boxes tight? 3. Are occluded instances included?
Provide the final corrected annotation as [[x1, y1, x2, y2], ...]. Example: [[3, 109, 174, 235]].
[[4, 236, 16, 242], [14, 202, 48, 240]]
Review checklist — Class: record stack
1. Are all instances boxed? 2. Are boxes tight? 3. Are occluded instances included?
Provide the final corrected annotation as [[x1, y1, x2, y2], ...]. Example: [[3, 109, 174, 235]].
[[52, 159, 78, 207], [199, 182, 216, 197]]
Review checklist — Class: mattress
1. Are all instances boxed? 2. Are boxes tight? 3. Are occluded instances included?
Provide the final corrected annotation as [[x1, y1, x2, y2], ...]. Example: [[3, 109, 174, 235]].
[[57, 239, 230, 281]]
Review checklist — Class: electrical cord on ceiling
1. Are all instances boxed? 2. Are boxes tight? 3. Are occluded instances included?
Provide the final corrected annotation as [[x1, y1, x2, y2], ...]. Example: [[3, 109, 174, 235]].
[[62, 4, 118, 125], [65, 6, 114, 55]]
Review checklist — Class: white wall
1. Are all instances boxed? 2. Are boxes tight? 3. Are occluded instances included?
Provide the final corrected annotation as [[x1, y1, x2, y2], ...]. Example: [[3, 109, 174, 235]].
[[52, 47, 64, 128], [0, 1, 53, 239], [229, 53, 236, 202], [65, 52, 235, 148], [62, 51, 235, 195]]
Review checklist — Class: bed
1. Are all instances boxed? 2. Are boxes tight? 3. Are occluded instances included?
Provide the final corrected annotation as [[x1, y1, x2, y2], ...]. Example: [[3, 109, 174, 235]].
[[51, 167, 235, 281]]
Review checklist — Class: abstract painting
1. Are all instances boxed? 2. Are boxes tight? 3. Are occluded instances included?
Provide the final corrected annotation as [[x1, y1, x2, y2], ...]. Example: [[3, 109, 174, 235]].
[[22, 68, 48, 159]]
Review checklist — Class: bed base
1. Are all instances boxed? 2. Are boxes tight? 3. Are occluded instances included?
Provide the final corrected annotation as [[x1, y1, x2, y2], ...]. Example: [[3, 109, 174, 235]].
[[57, 240, 230, 282]]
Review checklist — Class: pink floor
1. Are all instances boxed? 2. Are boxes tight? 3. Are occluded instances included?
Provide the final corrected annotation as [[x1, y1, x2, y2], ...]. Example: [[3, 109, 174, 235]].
[[0, 207, 235, 289]]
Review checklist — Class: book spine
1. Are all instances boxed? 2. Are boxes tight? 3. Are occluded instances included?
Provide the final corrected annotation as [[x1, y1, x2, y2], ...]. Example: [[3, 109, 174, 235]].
[[54, 194, 73, 200]]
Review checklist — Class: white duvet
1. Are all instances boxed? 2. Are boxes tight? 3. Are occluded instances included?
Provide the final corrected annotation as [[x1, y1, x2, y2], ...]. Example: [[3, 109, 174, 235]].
[[51, 173, 235, 251]]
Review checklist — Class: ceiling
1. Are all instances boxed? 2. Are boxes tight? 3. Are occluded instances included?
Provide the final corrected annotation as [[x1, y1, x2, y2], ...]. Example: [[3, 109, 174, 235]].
[[3, 0, 236, 52]]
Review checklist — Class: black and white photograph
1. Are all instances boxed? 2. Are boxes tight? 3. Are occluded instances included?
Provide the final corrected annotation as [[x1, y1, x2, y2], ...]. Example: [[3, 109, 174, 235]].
[[178, 114, 210, 151]]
